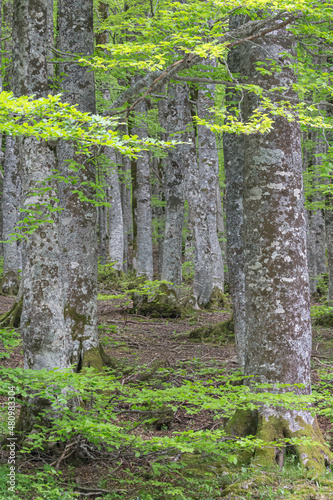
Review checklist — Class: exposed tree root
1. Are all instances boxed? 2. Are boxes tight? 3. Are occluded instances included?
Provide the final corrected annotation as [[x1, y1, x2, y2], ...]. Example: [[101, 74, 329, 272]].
[[224, 408, 332, 473], [189, 316, 234, 343], [0, 296, 23, 328]]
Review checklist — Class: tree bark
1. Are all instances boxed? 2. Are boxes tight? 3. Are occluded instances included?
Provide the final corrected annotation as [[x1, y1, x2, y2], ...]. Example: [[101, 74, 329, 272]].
[[12, 0, 69, 370], [223, 15, 247, 367], [119, 153, 132, 271], [306, 131, 327, 295], [130, 99, 154, 279], [106, 148, 124, 272], [2, 135, 21, 294], [57, 0, 102, 369], [159, 83, 186, 287], [197, 61, 224, 299], [181, 86, 213, 307], [239, 22, 329, 470]]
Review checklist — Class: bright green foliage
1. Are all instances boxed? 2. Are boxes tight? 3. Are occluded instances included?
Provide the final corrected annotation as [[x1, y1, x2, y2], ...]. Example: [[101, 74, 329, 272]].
[[0, 325, 332, 498]]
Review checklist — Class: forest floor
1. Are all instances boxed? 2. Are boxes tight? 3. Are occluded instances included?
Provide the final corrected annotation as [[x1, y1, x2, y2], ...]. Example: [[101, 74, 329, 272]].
[[0, 293, 333, 499]]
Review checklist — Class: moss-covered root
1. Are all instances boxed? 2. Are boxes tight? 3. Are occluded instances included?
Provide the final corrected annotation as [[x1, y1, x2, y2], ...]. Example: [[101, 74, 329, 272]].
[[189, 316, 234, 343], [81, 344, 119, 371], [131, 283, 184, 318], [253, 411, 332, 474], [0, 297, 23, 328]]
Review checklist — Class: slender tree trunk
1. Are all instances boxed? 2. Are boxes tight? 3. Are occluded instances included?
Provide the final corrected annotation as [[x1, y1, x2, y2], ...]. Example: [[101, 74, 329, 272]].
[[106, 148, 124, 272], [2, 136, 21, 294], [325, 198, 333, 304], [197, 61, 224, 297], [119, 153, 132, 271], [237, 22, 329, 470], [223, 15, 247, 367], [57, 0, 103, 369], [12, 0, 69, 370], [130, 100, 154, 279], [180, 86, 212, 306], [159, 83, 185, 287], [98, 204, 108, 265], [306, 131, 326, 295]]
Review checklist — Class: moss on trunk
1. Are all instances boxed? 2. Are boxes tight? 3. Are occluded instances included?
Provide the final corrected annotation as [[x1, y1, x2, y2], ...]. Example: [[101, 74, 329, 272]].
[[224, 409, 331, 473], [0, 297, 23, 328]]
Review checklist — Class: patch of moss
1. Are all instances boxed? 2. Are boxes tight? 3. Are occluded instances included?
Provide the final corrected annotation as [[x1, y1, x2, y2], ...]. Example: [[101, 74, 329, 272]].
[[189, 316, 234, 343], [0, 297, 23, 328], [130, 283, 184, 318]]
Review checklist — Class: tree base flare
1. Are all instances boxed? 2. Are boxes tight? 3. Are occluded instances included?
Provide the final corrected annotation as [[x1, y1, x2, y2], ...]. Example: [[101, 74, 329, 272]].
[[225, 408, 332, 473]]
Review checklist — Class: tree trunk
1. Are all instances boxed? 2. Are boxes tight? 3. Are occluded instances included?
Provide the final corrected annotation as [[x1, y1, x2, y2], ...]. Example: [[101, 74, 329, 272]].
[[197, 60, 224, 298], [159, 83, 186, 287], [237, 21, 330, 470], [182, 86, 212, 307], [223, 15, 247, 367], [2, 135, 21, 294], [12, 0, 69, 370], [98, 204, 108, 265], [119, 153, 132, 271], [57, 0, 102, 370], [130, 100, 154, 279], [106, 148, 124, 272], [306, 131, 327, 295]]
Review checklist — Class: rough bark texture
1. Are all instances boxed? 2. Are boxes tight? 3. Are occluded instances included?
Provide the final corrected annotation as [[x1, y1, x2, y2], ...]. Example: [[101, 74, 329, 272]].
[[183, 87, 212, 307], [57, 0, 101, 369], [197, 60, 224, 297], [98, 204, 108, 265], [12, 0, 69, 370], [306, 131, 327, 295], [2, 136, 21, 294], [159, 83, 185, 287], [130, 100, 154, 279], [106, 148, 124, 272], [223, 15, 247, 367], [120, 153, 132, 271], [325, 198, 333, 303], [240, 23, 328, 469]]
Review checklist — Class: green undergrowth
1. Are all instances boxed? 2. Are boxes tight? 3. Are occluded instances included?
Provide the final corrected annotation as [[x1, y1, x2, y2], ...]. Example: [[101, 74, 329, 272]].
[[0, 329, 333, 498], [98, 264, 193, 318]]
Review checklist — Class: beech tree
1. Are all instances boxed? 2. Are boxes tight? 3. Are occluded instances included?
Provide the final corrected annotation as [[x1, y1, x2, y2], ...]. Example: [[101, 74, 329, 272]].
[[57, 0, 105, 369], [12, 0, 69, 371], [229, 17, 330, 469]]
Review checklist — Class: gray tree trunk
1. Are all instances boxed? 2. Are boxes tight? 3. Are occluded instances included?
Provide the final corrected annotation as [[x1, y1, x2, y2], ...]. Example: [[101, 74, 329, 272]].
[[119, 153, 132, 272], [223, 15, 247, 367], [325, 197, 333, 304], [130, 100, 154, 280], [197, 61, 224, 297], [105, 148, 124, 272], [240, 22, 327, 468], [57, 0, 102, 369], [159, 83, 185, 287], [306, 131, 326, 295], [13, 0, 69, 370], [2, 136, 21, 294], [98, 204, 108, 265], [183, 87, 212, 307]]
